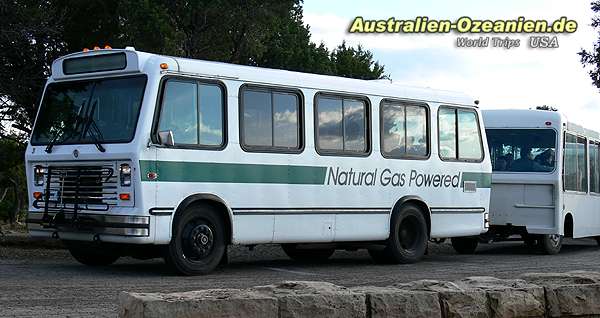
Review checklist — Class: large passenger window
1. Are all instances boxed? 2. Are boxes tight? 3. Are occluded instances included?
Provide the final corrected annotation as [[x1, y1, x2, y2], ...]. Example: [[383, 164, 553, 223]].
[[486, 129, 556, 172], [381, 101, 428, 158], [316, 95, 369, 155], [240, 86, 302, 152], [158, 78, 225, 148], [590, 141, 600, 193], [563, 133, 587, 192], [438, 107, 483, 161]]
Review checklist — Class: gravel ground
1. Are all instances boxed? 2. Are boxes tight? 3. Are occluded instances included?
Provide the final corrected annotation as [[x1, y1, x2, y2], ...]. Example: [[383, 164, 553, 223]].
[[1, 239, 600, 317]]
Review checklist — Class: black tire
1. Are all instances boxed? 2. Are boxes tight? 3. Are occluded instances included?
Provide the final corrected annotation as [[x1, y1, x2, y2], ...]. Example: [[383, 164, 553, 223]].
[[65, 241, 120, 266], [596, 237, 600, 246], [537, 234, 562, 255], [451, 237, 479, 254], [281, 244, 335, 262], [164, 204, 226, 275], [379, 203, 428, 264]]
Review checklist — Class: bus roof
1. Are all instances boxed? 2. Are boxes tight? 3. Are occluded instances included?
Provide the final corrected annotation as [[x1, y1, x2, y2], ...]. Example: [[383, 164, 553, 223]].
[[483, 108, 600, 139], [51, 48, 478, 107]]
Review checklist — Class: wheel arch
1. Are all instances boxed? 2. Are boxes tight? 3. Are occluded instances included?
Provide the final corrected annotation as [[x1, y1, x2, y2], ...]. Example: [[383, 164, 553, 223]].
[[172, 193, 234, 244], [391, 195, 431, 237], [563, 212, 574, 238]]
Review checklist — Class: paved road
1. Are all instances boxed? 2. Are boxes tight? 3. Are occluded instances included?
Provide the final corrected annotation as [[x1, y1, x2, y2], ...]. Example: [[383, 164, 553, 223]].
[[1, 239, 600, 317]]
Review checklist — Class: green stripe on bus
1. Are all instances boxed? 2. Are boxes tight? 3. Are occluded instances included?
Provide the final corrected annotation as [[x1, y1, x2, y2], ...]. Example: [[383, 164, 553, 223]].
[[461, 172, 492, 188], [140, 160, 328, 185]]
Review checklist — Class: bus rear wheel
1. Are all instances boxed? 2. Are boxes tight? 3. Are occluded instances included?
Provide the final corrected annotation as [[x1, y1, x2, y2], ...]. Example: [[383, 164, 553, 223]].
[[281, 244, 335, 262], [372, 203, 428, 264], [451, 237, 479, 254], [65, 241, 120, 266], [164, 205, 226, 275], [537, 234, 562, 255]]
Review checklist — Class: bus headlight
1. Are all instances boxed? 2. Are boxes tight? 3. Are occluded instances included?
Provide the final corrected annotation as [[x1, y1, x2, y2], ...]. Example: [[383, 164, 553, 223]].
[[34, 165, 46, 186], [120, 163, 132, 186]]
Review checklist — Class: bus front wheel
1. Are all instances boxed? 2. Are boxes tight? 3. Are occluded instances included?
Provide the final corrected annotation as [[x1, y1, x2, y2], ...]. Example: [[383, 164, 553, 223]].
[[373, 203, 428, 264], [451, 237, 479, 254], [164, 205, 226, 275]]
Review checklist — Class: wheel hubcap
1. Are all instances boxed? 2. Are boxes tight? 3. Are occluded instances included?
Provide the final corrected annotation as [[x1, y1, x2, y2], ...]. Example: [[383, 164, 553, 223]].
[[182, 221, 214, 261], [548, 234, 561, 247]]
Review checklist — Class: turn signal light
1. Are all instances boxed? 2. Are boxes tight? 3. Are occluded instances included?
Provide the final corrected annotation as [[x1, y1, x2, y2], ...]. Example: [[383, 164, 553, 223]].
[[33, 192, 42, 200], [119, 193, 131, 201]]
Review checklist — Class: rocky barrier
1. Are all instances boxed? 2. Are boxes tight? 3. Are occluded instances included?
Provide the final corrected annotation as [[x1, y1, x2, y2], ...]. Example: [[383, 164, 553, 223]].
[[119, 271, 600, 318]]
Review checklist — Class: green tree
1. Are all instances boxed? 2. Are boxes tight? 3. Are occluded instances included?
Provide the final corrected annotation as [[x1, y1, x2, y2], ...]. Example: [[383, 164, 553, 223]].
[[580, 0, 600, 89], [331, 42, 386, 80], [0, 137, 26, 224], [0, 0, 67, 138]]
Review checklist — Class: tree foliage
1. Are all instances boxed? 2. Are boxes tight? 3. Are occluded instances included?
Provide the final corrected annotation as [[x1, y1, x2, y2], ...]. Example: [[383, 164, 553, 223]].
[[0, 0, 386, 222], [580, 0, 600, 89]]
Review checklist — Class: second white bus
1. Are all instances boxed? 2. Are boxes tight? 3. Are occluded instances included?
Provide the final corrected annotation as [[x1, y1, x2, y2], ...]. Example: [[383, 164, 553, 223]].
[[481, 108, 600, 254]]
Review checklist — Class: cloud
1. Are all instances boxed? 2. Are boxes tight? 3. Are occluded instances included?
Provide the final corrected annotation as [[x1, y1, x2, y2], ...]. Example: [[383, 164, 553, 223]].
[[303, 2, 600, 129]]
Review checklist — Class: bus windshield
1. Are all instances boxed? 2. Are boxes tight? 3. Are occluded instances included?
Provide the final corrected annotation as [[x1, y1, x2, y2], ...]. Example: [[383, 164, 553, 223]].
[[31, 75, 147, 146], [486, 128, 556, 172]]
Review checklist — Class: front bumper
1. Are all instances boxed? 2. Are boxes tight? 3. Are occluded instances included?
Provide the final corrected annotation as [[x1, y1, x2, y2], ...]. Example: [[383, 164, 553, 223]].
[[27, 211, 150, 237]]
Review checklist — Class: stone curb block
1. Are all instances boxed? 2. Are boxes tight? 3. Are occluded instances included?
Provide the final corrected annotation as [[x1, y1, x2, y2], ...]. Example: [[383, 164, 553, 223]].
[[351, 286, 441, 318], [118, 272, 600, 318], [521, 271, 600, 317], [252, 281, 366, 318], [118, 289, 278, 318]]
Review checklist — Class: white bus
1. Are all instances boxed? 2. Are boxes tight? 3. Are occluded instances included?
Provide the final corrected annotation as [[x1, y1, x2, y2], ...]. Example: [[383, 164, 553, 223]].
[[483, 108, 600, 254], [25, 48, 491, 275]]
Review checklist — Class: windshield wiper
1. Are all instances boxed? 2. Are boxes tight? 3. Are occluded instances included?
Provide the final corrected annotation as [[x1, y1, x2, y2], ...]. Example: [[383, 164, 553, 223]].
[[45, 127, 63, 153], [80, 100, 106, 153]]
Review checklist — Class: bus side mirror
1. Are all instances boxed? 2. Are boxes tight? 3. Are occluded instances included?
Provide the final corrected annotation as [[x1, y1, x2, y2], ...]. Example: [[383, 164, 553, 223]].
[[158, 130, 175, 147]]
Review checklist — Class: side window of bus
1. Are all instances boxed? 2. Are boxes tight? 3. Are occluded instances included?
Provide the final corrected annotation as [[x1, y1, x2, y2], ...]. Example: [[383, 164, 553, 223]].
[[564, 133, 587, 192], [316, 95, 369, 155], [589, 141, 600, 193], [240, 86, 302, 152], [158, 78, 225, 148], [438, 107, 483, 161], [380, 101, 429, 158]]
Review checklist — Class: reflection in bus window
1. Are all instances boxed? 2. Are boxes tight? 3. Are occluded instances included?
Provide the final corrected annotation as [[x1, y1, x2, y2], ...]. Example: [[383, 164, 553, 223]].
[[381, 102, 428, 158], [563, 133, 587, 192], [159, 79, 224, 147], [159, 80, 198, 144], [438, 108, 456, 159], [241, 88, 301, 150], [486, 129, 556, 173], [458, 110, 482, 160], [316, 96, 367, 154], [438, 107, 482, 161], [590, 142, 600, 193]]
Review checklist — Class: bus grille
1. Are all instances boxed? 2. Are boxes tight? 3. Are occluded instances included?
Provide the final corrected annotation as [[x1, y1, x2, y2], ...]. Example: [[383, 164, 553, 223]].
[[34, 164, 118, 212]]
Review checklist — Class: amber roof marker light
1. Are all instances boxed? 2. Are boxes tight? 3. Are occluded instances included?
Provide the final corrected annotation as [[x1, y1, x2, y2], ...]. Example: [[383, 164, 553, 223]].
[[160, 63, 169, 70]]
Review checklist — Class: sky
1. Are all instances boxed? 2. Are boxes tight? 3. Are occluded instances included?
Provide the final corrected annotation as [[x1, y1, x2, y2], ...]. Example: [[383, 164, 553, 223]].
[[303, 0, 600, 129]]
